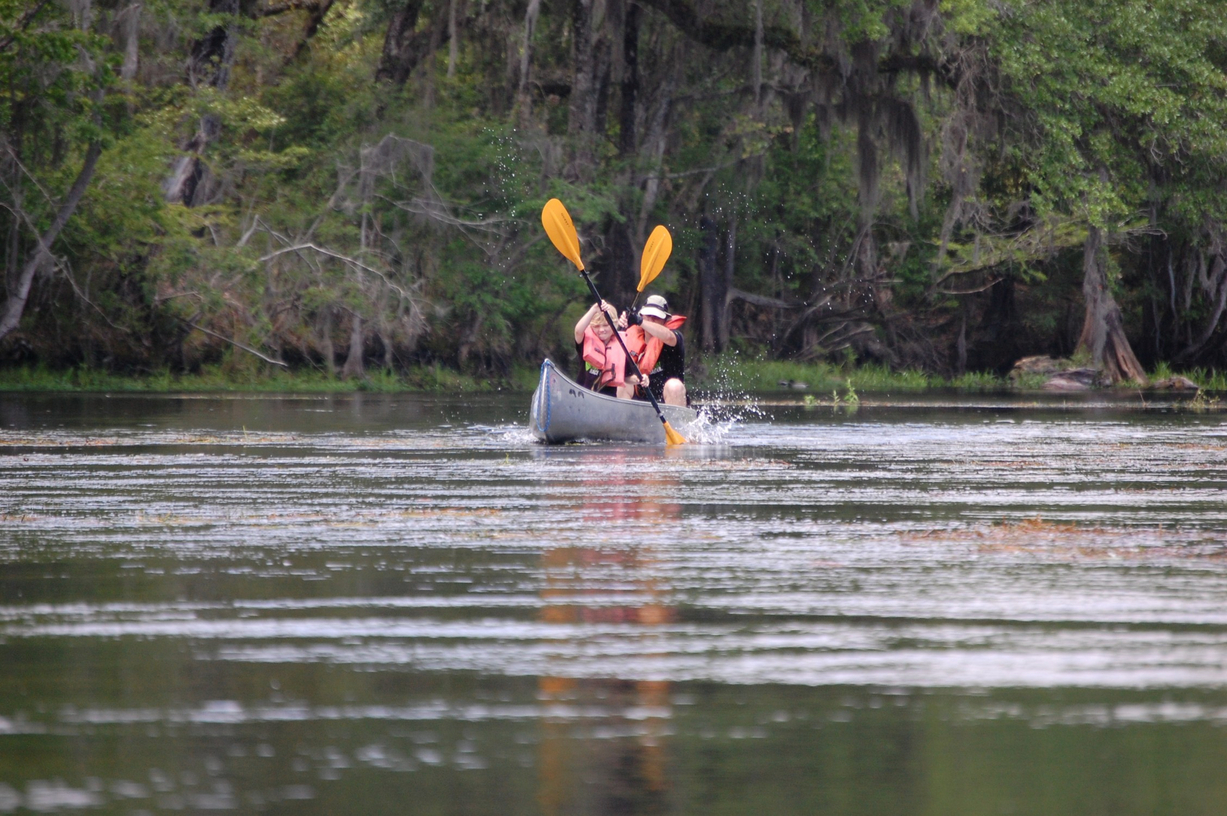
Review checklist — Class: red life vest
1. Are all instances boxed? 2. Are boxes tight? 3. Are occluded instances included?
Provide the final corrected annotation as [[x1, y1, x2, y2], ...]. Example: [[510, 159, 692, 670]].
[[626, 315, 687, 375], [581, 326, 628, 388]]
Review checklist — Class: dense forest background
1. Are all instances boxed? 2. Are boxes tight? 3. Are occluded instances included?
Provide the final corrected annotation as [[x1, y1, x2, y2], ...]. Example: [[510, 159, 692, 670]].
[[3, 0, 1227, 385]]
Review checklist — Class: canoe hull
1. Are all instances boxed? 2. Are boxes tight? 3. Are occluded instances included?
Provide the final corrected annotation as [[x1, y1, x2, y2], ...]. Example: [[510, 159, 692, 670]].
[[529, 359, 697, 444]]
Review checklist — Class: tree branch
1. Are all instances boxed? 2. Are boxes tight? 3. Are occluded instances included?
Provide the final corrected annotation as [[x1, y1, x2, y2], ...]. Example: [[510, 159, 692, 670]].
[[179, 318, 289, 367], [0, 141, 103, 342], [258, 242, 414, 302], [933, 278, 1005, 296], [258, 0, 331, 17], [637, 0, 955, 84], [728, 287, 803, 309], [0, 0, 52, 54]]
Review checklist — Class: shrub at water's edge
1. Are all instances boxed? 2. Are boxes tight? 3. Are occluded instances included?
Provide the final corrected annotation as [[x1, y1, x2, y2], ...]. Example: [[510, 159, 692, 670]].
[[0, 356, 1220, 396], [0, 363, 542, 394], [691, 356, 1010, 393], [690, 356, 1224, 395]]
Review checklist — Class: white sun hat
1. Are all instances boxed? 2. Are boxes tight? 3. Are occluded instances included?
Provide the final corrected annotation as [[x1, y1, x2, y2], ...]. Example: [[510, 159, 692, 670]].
[[639, 294, 670, 320]]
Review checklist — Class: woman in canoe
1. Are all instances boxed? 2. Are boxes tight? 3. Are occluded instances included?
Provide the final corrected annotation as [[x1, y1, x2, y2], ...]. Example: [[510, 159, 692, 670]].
[[626, 294, 688, 406], [574, 302, 648, 398]]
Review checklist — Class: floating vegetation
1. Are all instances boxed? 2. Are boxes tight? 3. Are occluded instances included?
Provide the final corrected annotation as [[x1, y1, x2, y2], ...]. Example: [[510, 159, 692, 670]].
[[907, 517, 1227, 563], [1181, 389, 1223, 413]]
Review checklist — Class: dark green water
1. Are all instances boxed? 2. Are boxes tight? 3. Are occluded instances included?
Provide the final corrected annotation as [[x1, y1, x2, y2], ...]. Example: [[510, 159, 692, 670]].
[[2, 392, 1226, 815]]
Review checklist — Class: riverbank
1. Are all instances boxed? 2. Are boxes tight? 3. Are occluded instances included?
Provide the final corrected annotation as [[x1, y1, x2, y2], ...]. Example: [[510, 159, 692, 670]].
[[0, 363, 542, 394], [0, 357, 1222, 395]]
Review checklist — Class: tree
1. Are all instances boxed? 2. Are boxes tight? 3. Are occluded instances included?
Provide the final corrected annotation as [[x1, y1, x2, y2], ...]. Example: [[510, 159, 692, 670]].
[[0, 0, 114, 345], [6, 0, 1227, 383], [978, 0, 1227, 381]]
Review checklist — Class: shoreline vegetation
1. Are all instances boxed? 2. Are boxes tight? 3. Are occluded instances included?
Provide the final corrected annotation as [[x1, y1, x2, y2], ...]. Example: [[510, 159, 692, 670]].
[[2, 358, 1224, 399], [5, 4, 1227, 397]]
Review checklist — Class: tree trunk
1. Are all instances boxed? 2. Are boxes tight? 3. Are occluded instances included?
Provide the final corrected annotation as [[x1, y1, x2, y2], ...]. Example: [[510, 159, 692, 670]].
[[752, 0, 763, 107], [186, 0, 240, 89], [719, 214, 736, 351], [457, 311, 483, 366], [119, 2, 140, 81], [319, 308, 336, 375], [341, 313, 365, 379], [583, 3, 643, 311], [1077, 225, 1148, 384], [618, 0, 640, 156], [1174, 253, 1227, 365], [568, 0, 595, 141], [634, 73, 674, 243], [515, 0, 542, 118], [375, 0, 428, 85], [380, 320, 395, 371], [698, 216, 723, 353], [567, 0, 609, 176], [854, 107, 879, 278], [600, 220, 637, 309], [955, 308, 967, 376], [447, 0, 459, 77], [290, 0, 337, 61], [165, 0, 239, 205], [0, 142, 103, 343], [163, 122, 219, 206]]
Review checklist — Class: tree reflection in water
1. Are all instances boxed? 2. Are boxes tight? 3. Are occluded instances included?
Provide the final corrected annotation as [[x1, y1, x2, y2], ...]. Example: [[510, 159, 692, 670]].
[[538, 452, 677, 816]]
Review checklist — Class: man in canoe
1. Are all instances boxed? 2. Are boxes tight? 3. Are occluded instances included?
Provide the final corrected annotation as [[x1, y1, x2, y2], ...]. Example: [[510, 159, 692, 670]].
[[626, 295, 687, 406], [574, 301, 649, 398]]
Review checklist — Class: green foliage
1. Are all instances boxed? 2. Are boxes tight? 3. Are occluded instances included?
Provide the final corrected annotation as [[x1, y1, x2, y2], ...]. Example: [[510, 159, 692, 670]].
[[848, 364, 935, 390], [0, 360, 541, 393], [695, 355, 952, 393], [693, 355, 1029, 394], [940, 0, 995, 36], [949, 370, 1003, 391], [6, 0, 1227, 388], [1181, 368, 1227, 392], [1182, 388, 1222, 413], [694, 356, 843, 393], [991, 0, 1227, 224]]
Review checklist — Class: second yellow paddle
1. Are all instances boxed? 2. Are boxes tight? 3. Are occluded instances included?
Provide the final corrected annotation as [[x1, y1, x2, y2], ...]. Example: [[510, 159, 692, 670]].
[[629, 224, 673, 312]]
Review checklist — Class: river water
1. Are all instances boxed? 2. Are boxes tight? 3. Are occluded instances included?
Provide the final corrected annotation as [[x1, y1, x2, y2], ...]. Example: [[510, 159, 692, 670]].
[[1, 391, 1226, 815]]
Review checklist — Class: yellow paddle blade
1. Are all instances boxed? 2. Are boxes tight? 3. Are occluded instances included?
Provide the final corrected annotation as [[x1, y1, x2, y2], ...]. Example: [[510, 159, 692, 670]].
[[638, 225, 673, 292], [663, 419, 686, 446], [541, 198, 584, 271]]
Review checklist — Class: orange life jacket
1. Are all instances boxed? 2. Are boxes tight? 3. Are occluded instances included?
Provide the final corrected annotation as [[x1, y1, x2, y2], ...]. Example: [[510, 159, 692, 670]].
[[626, 315, 687, 375], [581, 326, 628, 388]]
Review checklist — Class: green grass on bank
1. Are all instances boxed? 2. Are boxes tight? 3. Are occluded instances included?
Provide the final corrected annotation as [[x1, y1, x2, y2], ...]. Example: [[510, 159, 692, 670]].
[[0, 363, 542, 394], [692, 357, 1024, 393], [1150, 363, 1227, 391], [695, 356, 1227, 394], [1, 357, 1224, 395]]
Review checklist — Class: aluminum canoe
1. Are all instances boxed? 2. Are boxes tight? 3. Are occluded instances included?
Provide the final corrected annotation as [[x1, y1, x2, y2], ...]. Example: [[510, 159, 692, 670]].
[[529, 359, 698, 444]]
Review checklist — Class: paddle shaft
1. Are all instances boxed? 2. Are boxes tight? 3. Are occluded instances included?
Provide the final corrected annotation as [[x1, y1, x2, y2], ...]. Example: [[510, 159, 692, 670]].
[[578, 270, 674, 431]]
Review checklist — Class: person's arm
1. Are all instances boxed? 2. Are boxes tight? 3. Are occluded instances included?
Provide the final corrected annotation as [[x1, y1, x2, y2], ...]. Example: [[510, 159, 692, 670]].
[[575, 302, 619, 343], [640, 320, 679, 345], [574, 303, 600, 344]]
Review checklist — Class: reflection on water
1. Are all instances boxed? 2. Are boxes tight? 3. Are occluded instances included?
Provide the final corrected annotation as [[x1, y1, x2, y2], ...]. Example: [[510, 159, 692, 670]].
[[2, 392, 1227, 814], [538, 453, 677, 816]]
